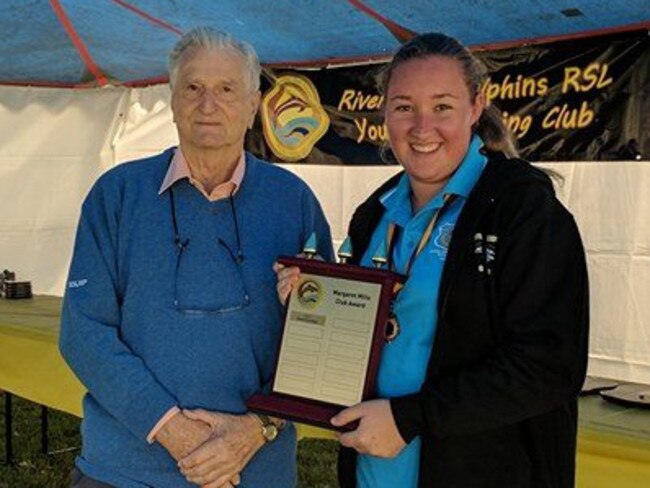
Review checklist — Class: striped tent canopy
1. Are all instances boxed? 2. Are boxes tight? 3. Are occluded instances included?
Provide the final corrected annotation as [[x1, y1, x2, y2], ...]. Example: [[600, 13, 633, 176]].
[[0, 0, 648, 87]]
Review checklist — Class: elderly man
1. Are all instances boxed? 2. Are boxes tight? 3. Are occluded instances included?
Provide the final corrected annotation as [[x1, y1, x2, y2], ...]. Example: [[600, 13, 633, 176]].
[[60, 27, 332, 488]]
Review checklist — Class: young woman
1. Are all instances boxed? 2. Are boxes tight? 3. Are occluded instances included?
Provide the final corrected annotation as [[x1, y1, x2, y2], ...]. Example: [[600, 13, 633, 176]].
[[277, 32, 589, 488]]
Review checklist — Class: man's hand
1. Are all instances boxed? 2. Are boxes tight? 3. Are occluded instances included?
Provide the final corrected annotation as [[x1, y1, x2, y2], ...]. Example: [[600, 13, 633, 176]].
[[331, 399, 406, 458], [154, 411, 212, 461], [179, 409, 266, 488]]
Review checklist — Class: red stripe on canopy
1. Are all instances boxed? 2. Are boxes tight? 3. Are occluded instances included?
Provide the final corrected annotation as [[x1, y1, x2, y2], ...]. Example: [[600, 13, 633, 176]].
[[49, 0, 108, 86], [111, 0, 183, 36], [347, 0, 417, 43]]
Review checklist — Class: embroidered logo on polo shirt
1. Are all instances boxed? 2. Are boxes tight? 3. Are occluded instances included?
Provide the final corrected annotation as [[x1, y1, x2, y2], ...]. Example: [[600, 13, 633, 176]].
[[432, 223, 455, 259]]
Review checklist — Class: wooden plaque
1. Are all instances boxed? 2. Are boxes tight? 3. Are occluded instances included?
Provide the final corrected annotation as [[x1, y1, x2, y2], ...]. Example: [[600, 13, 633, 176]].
[[247, 256, 403, 430]]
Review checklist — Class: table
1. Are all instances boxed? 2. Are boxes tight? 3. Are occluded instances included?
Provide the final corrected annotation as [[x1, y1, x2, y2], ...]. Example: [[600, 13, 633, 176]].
[[0, 296, 85, 463], [0, 296, 84, 417], [577, 395, 650, 487], [2, 296, 650, 486]]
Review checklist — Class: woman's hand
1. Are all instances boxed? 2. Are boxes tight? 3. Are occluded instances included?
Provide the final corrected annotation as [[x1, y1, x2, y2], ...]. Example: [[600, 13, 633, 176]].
[[273, 261, 301, 306], [331, 399, 406, 458]]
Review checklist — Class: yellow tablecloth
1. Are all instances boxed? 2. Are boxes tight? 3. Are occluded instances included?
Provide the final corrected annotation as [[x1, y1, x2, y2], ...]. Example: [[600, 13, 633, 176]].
[[2, 296, 649, 486], [0, 295, 85, 416], [577, 395, 650, 487]]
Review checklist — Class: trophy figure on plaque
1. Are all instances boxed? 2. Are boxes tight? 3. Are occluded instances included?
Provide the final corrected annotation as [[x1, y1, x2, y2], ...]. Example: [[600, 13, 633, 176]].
[[246, 234, 403, 430]]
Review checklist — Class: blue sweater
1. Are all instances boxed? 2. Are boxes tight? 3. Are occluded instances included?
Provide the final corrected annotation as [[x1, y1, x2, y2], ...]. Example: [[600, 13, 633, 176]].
[[60, 148, 332, 488]]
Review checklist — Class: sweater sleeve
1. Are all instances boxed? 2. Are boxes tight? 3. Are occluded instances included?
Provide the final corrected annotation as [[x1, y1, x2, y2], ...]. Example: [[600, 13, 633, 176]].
[[391, 189, 589, 441], [59, 179, 178, 442]]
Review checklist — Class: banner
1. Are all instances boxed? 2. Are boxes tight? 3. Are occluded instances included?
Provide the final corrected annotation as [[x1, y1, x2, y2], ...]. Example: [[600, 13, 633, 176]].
[[247, 30, 649, 163]]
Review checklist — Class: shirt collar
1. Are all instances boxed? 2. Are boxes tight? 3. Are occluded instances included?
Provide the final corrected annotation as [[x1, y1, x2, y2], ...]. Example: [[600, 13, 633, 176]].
[[441, 135, 487, 200], [158, 147, 246, 200]]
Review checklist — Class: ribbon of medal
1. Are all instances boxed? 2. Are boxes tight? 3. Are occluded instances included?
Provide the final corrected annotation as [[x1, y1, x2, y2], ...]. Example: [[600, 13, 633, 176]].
[[383, 194, 457, 342]]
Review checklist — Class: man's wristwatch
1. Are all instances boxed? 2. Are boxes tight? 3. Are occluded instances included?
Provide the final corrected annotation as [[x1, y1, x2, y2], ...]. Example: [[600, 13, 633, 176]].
[[251, 413, 285, 442]]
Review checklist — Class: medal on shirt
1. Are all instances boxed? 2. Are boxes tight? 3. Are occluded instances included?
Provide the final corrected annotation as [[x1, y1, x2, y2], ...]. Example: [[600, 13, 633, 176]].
[[385, 313, 401, 342], [380, 194, 456, 343]]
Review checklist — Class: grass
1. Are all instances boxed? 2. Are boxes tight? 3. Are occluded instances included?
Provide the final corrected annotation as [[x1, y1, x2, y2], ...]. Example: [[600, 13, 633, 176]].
[[0, 394, 338, 488]]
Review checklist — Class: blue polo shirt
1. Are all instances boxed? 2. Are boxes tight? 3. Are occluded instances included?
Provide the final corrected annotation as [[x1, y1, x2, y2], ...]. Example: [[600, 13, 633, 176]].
[[356, 136, 487, 488]]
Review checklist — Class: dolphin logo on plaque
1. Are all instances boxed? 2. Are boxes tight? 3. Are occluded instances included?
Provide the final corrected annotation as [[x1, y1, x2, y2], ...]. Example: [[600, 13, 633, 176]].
[[297, 279, 322, 308]]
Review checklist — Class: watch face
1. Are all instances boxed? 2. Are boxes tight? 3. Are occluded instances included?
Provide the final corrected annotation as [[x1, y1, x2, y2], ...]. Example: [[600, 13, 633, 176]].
[[263, 424, 279, 441]]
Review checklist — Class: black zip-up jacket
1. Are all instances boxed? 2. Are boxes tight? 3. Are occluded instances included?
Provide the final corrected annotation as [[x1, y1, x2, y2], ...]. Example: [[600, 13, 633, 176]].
[[338, 151, 589, 488]]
